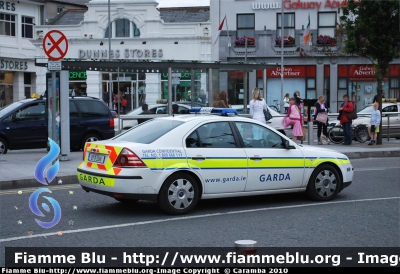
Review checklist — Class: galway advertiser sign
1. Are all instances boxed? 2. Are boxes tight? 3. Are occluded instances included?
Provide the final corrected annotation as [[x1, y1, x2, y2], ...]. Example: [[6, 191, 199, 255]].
[[283, 0, 348, 10], [250, 0, 348, 10]]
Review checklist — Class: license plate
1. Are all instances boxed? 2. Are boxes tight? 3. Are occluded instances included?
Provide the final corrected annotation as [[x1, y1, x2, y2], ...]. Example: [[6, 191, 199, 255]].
[[88, 153, 107, 164]]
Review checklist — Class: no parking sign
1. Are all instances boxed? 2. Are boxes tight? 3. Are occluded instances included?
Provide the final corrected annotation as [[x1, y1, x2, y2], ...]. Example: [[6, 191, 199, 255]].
[[42, 30, 69, 61]]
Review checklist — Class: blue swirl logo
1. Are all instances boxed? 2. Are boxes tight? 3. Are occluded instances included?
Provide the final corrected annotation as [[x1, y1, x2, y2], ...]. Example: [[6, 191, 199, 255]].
[[29, 138, 62, 229]]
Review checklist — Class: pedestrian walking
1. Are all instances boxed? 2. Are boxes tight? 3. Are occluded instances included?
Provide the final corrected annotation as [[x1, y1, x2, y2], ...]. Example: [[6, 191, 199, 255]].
[[121, 96, 128, 114], [368, 102, 381, 145], [373, 91, 385, 103], [294, 91, 304, 108], [283, 93, 290, 114], [314, 94, 330, 145], [250, 87, 268, 139], [338, 94, 355, 145], [282, 98, 303, 143], [213, 91, 230, 108]]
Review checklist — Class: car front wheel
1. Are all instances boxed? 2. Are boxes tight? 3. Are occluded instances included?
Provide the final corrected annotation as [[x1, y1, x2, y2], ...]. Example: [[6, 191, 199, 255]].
[[306, 164, 341, 201], [0, 137, 8, 154], [158, 173, 199, 215]]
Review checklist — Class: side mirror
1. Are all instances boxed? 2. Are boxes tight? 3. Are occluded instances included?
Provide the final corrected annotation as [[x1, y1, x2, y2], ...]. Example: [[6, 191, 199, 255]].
[[284, 139, 295, 149]]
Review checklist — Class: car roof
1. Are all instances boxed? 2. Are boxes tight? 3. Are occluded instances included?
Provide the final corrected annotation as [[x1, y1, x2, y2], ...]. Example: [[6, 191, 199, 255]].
[[152, 114, 251, 123]]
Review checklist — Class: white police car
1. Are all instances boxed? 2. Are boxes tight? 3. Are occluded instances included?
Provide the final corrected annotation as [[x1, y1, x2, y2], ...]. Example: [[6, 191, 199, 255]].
[[77, 107, 353, 215]]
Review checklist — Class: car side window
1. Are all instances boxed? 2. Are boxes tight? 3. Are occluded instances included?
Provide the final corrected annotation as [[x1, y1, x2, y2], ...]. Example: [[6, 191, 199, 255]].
[[186, 131, 200, 147], [75, 100, 109, 117], [69, 101, 79, 118], [186, 122, 237, 148], [15, 103, 45, 121], [2, 114, 13, 123], [178, 106, 189, 114], [383, 105, 398, 116], [234, 122, 285, 148]]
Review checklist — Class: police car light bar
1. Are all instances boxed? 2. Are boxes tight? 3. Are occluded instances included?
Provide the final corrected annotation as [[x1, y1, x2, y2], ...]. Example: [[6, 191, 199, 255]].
[[190, 107, 238, 116]]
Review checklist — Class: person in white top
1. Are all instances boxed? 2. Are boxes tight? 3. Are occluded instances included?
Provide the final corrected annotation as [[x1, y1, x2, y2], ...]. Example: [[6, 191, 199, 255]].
[[250, 87, 268, 139], [283, 93, 290, 114]]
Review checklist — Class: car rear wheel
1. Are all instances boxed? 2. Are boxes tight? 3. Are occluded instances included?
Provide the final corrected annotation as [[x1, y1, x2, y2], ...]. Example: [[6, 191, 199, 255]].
[[0, 137, 8, 154], [158, 173, 199, 215], [306, 164, 341, 201], [81, 133, 101, 149]]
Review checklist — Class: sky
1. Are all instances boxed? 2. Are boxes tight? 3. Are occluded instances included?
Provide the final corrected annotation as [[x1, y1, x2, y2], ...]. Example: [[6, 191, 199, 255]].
[[156, 0, 210, 7]]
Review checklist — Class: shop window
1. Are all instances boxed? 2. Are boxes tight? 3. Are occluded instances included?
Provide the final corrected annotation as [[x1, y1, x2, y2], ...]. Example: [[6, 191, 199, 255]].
[[307, 79, 315, 89], [389, 78, 399, 100], [276, 13, 295, 44], [318, 12, 336, 40], [22, 16, 34, 38], [24, 87, 31, 99], [237, 14, 255, 40], [0, 13, 16, 36], [24, 73, 32, 85]]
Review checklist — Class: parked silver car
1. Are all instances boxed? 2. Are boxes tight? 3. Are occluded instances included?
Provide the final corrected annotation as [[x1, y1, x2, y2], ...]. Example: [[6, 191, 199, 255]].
[[329, 102, 400, 139]]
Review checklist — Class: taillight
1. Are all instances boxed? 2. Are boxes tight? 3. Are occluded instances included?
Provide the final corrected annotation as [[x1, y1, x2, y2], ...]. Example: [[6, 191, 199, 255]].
[[109, 118, 114, 128], [114, 148, 146, 167]]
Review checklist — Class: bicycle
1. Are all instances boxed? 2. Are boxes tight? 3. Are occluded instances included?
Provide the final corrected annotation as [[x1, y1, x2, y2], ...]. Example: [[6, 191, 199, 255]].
[[328, 123, 369, 144], [270, 100, 281, 113]]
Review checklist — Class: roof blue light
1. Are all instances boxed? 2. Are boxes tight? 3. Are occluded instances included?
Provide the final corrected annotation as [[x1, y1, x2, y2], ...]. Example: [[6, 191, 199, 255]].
[[190, 107, 238, 116]]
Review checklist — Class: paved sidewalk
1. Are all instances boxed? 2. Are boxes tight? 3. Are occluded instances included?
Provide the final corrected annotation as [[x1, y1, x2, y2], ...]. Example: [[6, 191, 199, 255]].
[[1, 139, 399, 190]]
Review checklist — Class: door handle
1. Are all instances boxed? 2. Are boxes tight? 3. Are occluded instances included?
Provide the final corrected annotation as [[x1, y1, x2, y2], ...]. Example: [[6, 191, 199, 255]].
[[250, 156, 263, 161], [192, 156, 206, 161]]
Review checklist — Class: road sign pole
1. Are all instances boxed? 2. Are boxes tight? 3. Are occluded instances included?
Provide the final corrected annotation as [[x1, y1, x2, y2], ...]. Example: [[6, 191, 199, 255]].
[[51, 72, 57, 144], [60, 70, 70, 161]]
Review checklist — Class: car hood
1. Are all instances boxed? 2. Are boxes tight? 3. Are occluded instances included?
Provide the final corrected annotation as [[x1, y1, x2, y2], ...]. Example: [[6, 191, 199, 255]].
[[299, 145, 349, 160]]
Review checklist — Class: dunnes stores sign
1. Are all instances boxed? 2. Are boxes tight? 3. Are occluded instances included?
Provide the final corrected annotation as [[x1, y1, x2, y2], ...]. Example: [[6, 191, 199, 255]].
[[79, 49, 164, 59]]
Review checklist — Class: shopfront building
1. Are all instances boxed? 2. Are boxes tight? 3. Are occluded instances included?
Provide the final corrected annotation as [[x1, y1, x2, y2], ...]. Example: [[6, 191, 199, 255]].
[[211, 0, 400, 111], [0, 0, 44, 106], [31, 0, 211, 112]]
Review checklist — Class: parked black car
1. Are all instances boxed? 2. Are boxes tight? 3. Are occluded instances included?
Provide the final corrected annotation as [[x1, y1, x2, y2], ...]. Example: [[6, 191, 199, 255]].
[[0, 97, 115, 154]]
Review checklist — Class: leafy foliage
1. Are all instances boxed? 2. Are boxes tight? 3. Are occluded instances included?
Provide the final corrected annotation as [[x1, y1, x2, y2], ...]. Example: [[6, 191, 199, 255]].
[[340, 0, 399, 71], [340, 0, 400, 144]]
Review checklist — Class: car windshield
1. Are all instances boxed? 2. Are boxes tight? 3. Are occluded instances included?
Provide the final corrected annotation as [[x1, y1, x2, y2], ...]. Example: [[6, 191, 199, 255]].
[[115, 119, 184, 144], [358, 105, 374, 113], [0, 102, 24, 118]]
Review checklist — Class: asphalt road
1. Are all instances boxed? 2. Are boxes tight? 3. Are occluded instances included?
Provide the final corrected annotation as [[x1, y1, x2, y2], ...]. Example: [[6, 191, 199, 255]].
[[0, 157, 399, 265]]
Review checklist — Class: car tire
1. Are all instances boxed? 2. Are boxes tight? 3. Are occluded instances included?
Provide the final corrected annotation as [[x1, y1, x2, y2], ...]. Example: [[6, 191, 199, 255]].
[[0, 137, 8, 154], [81, 133, 101, 149], [306, 164, 342, 201], [115, 198, 139, 204], [158, 173, 200, 215]]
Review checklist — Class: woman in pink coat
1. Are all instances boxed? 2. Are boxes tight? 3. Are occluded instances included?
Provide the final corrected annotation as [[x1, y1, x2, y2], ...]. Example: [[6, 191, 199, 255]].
[[282, 98, 303, 143]]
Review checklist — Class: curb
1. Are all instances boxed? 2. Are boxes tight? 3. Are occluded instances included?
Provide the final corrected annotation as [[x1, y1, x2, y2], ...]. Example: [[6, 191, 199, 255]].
[[0, 175, 78, 191], [342, 150, 400, 159]]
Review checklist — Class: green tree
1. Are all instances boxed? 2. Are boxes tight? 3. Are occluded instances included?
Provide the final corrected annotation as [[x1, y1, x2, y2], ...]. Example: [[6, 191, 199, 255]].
[[340, 0, 400, 145]]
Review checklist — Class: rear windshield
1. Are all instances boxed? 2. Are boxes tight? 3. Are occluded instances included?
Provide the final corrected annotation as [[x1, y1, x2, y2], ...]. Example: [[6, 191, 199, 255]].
[[115, 119, 184, 144], [359, 106, 373, 113]]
